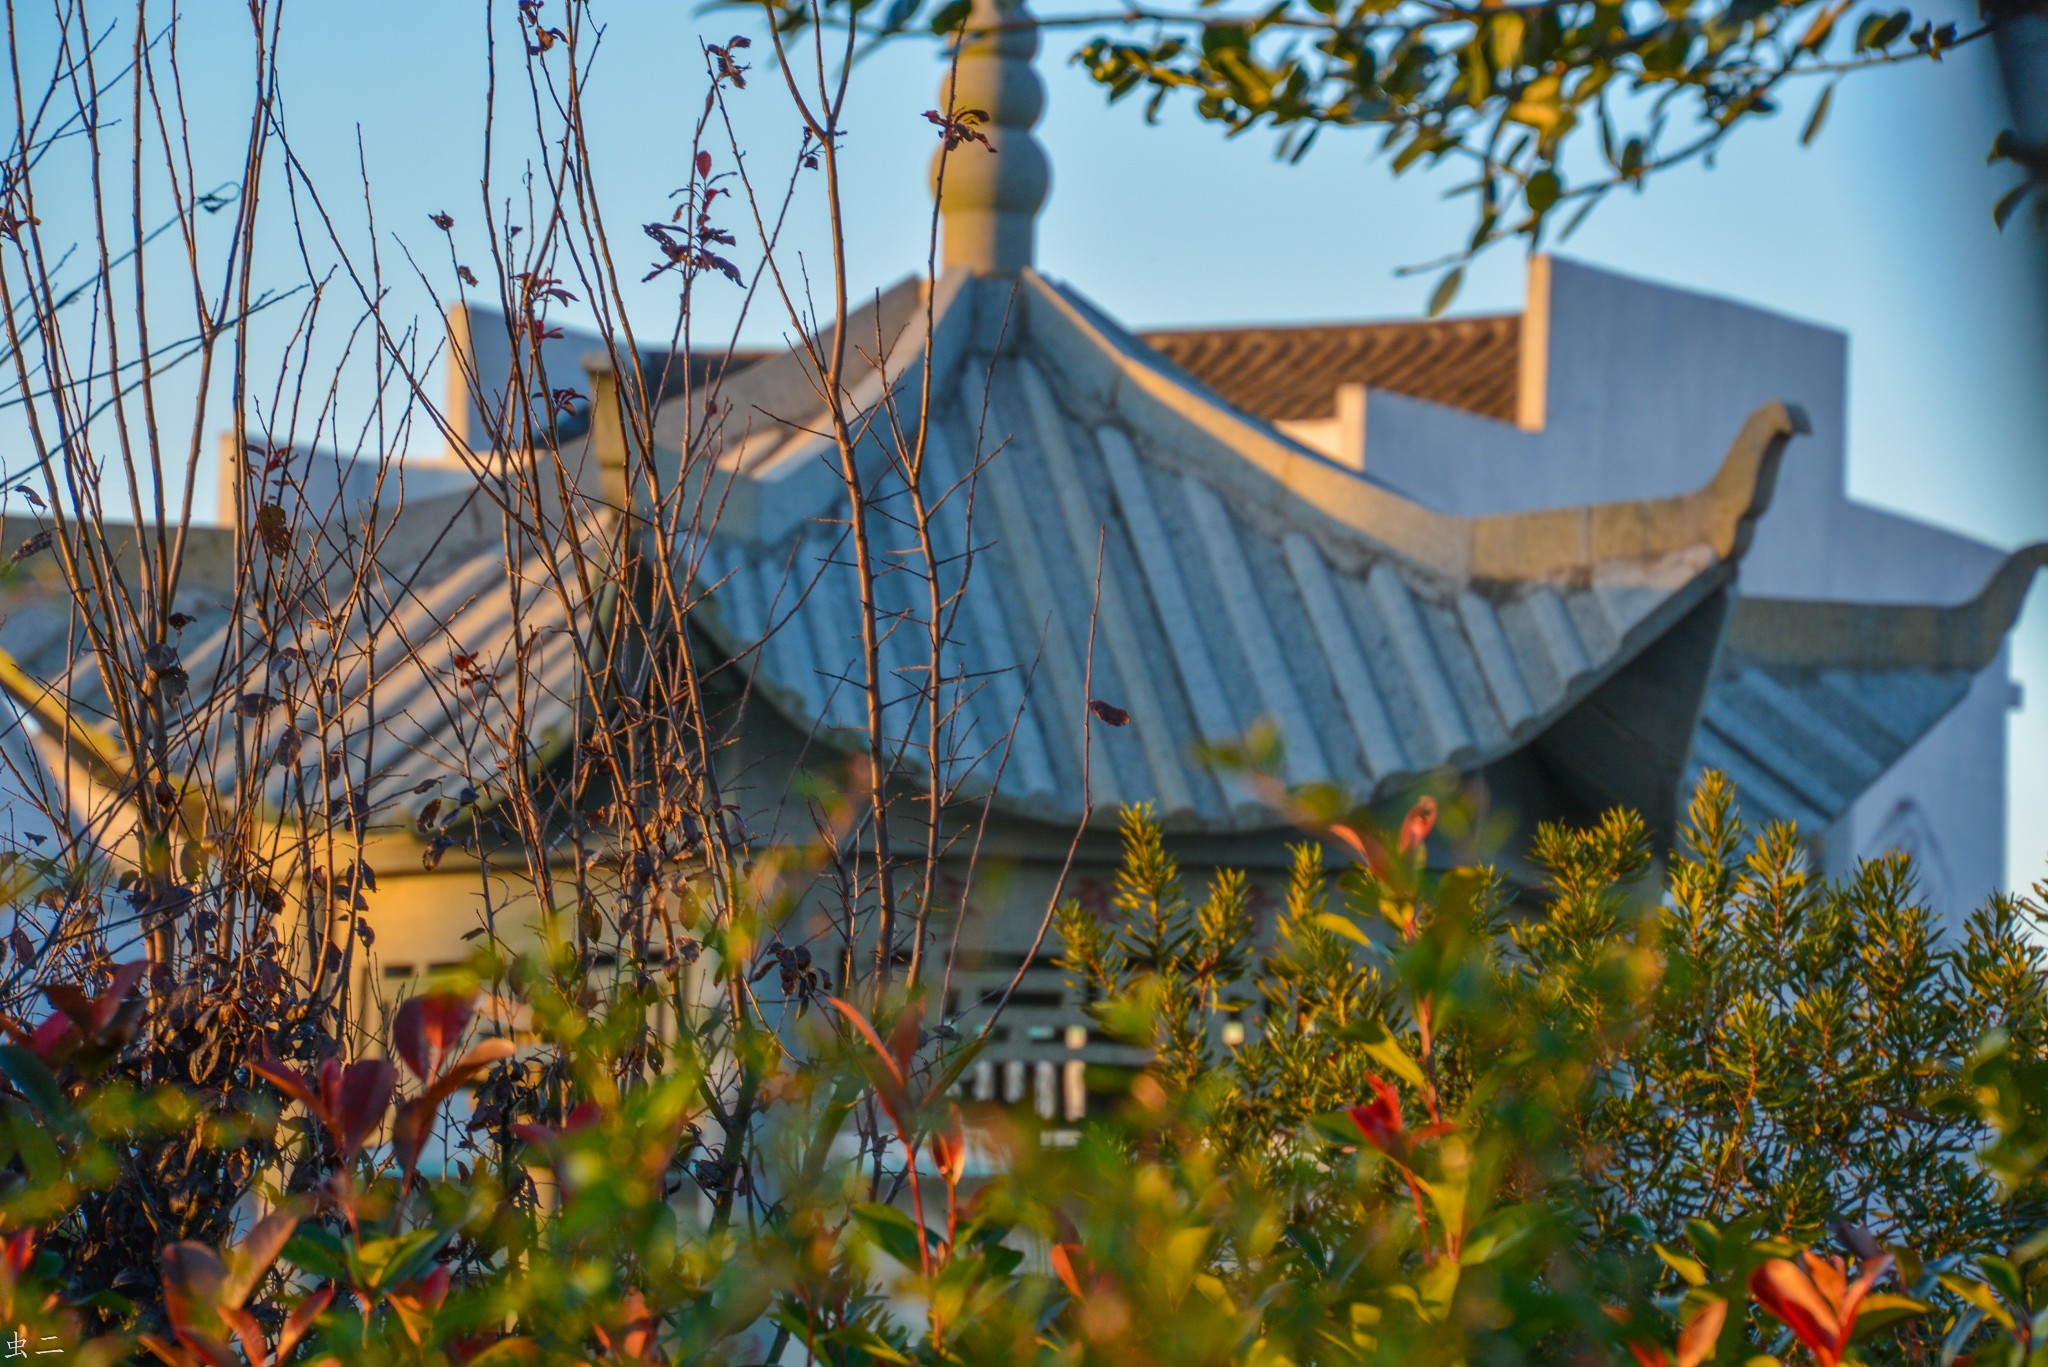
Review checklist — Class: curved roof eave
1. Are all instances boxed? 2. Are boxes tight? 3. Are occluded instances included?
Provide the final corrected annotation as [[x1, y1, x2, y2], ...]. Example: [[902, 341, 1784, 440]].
[[1690, 544, 2044, 835], [1725, 542, 2047, 672], [684, 269, 1807, 833]]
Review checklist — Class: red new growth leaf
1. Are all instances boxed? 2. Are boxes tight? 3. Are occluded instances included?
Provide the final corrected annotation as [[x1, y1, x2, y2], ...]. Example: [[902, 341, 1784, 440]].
[[593, 1289, 661, 1362], [1749, 1251, 1893, 1367], [1610, 1298, 1728, 1367], [1049, 1242, 1088, 1300], [696, 150, 713, 178], [0, 1229, 32, 1281], [246, 1045, 318, 1113], [388, 1266, 451, 1348], [393, 991, 474, 1083], [1397, 795, 1438, 857], [827, 996, 918, 1124], [275, 1285, 333, 1364], [1327, 822, 1393, 882], [157, 1206, 302, 1367], [1676, 1298, 1729, 1367], [1346, 1075, 1410, 1163], [930, 1105, 967, 1189], [0, 1229, 33, 1323], [44, 960, 146, 1037]]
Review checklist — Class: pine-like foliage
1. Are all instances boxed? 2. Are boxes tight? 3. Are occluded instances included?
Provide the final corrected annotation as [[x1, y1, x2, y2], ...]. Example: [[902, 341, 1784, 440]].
[[1056, 775, 2048, 1271], [1514, 772, 2048, 1259]]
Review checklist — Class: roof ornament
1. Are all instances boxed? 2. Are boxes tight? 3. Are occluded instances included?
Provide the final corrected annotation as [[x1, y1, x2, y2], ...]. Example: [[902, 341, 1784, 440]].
[[931, 0, 1049, 275]]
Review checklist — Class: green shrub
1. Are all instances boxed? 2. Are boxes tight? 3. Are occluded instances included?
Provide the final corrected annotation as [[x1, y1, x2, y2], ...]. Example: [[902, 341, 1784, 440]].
[[0, 775, 2042, 1366]]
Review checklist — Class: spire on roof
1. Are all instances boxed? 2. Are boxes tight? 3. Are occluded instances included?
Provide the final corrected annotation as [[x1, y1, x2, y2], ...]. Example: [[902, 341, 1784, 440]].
[[931, 0, 1048, 275]]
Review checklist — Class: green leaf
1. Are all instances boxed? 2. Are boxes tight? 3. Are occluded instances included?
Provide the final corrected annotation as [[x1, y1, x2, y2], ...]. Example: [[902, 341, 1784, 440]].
[[1415, 1254, 1461, 1320], [1655, 1241, 1709, 1286], [0, 1046, 65, 1118], [354, 1227, 451, 1293], [852, 1202, 932, 1270], [1314, 913, 1377, 951], [1341, 1019, 1429, 1094], [8, 1107, 63, 1187], [1977, 1256, 2027, 1312], [1801, 84, 1834, 146], [927, 0, 970, 33], [1848, 1294, 1930, 1341], [1420, 1167, 1469, 1248], [282, 1225, 351, 1284], [1460, 1206, 1540, 1266], [1526, 168, 1560, 214], [1937, 1274, 2014, 1331], [1427, 267, 1464, 318]]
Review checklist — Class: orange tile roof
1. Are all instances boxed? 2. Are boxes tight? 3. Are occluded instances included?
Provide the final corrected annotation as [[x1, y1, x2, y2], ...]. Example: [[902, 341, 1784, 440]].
[[1138, 314, 1523, 425]]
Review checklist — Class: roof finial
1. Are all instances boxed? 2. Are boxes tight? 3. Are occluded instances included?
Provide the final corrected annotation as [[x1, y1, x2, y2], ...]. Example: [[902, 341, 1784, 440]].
[[931, 0, 1048, 275]]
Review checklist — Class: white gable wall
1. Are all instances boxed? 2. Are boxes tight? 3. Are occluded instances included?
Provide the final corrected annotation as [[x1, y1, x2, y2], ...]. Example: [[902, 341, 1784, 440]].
[[1289, 255, 2017, 918]]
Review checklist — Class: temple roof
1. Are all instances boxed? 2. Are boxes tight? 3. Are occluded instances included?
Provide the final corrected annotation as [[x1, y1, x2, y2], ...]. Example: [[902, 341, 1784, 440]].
[[1689, 548, 2047, 831], [678, 268, 1800, 831]]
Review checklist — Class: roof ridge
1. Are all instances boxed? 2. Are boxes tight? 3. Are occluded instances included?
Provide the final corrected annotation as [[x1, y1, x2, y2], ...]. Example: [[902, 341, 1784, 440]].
[[1020, 268, 1805, 587]]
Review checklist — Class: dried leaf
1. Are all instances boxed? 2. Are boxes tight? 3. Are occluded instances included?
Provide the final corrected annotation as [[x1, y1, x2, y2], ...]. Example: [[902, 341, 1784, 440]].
[[8, 531, 50, 565], [254, 504, 291, 557]]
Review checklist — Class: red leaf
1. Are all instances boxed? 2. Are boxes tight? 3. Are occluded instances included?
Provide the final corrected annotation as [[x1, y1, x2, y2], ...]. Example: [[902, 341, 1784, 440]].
[[513, 1098, 600, 1149], [827, 996, 914, 1122], [1345, 1075, 1410, 1163], [322, 1057, 394, 1159], [222, 1206, 299, 1310], [1397, 796, 1438, 857], [930, 1104, 967, 1188], [1750, 1258, 1844, 1367], [28, 1013, 72, 1063], [1048, 1242, 1087, 1300], [160, 1242, 229, 1338], [1676, 1297, 1729, 1367], [695, 150, 713, 178], [1604, 1307, 1672, 1367], [220, 1304, 268, 1367], [276, 1285, 334, 1364], [247, 1046, 319, 1113], [392, 991, 475, 1083], [1, 1229, 34, 1281], [43, 983, 95, 1031], [92, 961, 147, 1032], [1327, 822, 1393, 881]]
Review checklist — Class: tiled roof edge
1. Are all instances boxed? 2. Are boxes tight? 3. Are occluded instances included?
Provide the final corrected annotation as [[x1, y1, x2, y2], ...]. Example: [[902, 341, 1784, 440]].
[[1726, 543, 2048, 672]]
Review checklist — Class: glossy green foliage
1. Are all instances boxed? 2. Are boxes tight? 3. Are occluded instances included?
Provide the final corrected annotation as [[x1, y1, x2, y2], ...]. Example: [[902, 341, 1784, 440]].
[[0, 778, 2042, 1364]]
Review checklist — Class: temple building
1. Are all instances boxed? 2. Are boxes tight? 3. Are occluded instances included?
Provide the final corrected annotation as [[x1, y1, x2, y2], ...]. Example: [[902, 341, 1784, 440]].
[[0, 1, 2038, 1114]]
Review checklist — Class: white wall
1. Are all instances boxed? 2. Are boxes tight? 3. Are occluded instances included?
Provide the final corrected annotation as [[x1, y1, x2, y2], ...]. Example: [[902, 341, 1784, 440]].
[[1825, 655, 2017, 925]]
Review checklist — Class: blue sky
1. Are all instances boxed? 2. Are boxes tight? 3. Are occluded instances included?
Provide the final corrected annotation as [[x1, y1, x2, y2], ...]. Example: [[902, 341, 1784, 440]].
[[12, 2, 2046, 888]]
